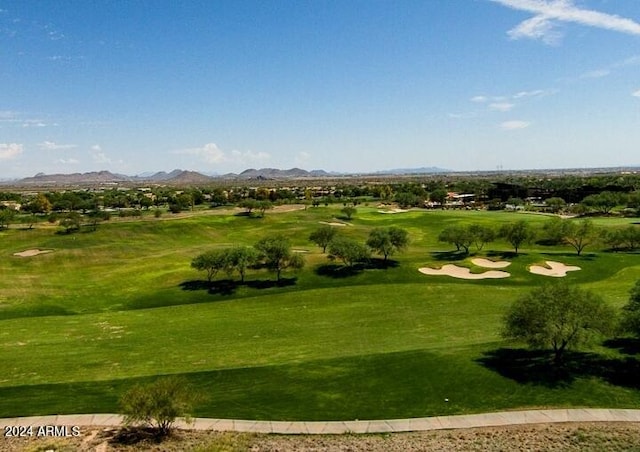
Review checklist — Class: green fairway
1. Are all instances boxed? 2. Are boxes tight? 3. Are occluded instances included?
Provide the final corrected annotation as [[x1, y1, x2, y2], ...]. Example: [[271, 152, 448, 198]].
[[1, 207, 639, 419]]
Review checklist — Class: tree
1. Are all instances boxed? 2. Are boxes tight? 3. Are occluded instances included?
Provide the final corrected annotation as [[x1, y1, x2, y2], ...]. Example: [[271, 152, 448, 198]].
[[468, 224, 495, 252], [0, 208, 16, 229], [328, 237, 370, 267], [366, 227, 409, 262], [503, 283, 615, 364], [255, 235, 304, 281], [227, 246, 259, 282], [341, 206, 356, 220], [429, 189, 448, 206], [545, 197, 566, 213], [621, 280, 640, 336], [500, 220, 534, 254], [562, 219, 595, 256], [540, 217, 566, 245], [238, 199, 259, 215], [257, 200, 273, 217], [60, 212, 82, 233], [438, 226, 472, 254], [87, 209, 111, 231], [191, 250, 231, 283], [119, 376, 199, 436], [309, 225, 338, 253], [581, 191, 620, 215]]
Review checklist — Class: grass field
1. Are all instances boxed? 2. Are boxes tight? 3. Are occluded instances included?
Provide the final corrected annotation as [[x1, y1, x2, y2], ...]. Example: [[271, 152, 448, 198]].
[[1, 206, 639, 420]]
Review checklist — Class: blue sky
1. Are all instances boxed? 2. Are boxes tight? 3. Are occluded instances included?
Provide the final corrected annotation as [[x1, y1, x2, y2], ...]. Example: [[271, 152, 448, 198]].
[[1, 0, 639, 178]]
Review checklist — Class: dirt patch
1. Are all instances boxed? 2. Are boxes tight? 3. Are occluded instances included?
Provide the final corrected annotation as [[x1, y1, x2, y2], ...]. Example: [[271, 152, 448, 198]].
[[529, 260, 581, 277], [12, 249, 53, 257], [2, 423, 639, 451], [471, 258, 511, 269], [419, 264, 510, 280], [319, 221, 349, 227]]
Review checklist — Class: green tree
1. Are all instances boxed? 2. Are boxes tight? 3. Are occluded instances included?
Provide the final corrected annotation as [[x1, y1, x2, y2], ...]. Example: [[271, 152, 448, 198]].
[[257, 200, 273, 217], [503, 283, 616, 364], [438, 225, 472, 254], [621, 280, 640, 337], [562, 219, 596, 256], [191, 250, 231, 283], [0, 209, 16, 229], [545, 197, 566, 213], [87, 209, 111, 231], [540, 217, 566, 245], [239, 199, 259, 215], [468, 224, 495, 252], [366, 227, 409, 262], [328, 237, 370, 267], [60, 212, 82, 233], [227, 246, 259, 282], [119, 376, 199, 437], [341, 206, 356, 220], [255, 235, 304, 281], [309, 225, 338, 253], [500, 220, 534, 254]]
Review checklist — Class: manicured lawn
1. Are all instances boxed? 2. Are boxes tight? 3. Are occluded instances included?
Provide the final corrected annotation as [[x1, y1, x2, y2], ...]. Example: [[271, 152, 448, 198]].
[[0, 206, 639, 419]]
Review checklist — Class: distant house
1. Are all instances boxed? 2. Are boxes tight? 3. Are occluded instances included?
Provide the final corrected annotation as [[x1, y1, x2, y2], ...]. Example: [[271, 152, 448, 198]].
[[0, 201, 21, 211]]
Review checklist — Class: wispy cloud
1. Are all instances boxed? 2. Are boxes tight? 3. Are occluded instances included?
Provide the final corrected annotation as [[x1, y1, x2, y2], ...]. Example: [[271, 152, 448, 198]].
[[471, 96, 488, 103], [56, 158, 79, 164], [0, 143, 23, 160], [90, 145, 111, 164], [580, 69, 610, 79], [500, 120, 531, 130], [489, 102, 515, 112], [173, 143, 271, 166], [492, 0, 640, 44], [633, 90, 640, 98], [38, 141, 76, 151]]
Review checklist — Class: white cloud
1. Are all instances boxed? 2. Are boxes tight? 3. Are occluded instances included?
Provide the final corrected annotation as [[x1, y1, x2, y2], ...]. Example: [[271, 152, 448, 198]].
[[580, 69, 610, 79], [56, 158, 79, 164], [471, 96, 488, 103], [294, 151, 311, 167], [513, 89, 547, 98], [0, 143, 23, 160], [489, 102, 515, 112], [492, 0, 640, 44], [173, 143, 271, 166], [633, 90, 640, 98], [500, 120, 531, 130], [90, 145, 111, 164], [38, 141, 77, 151]]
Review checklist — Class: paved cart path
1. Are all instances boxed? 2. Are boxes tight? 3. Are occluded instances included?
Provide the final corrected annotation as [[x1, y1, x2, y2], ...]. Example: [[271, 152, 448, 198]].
[[2, 409, 640, 434]]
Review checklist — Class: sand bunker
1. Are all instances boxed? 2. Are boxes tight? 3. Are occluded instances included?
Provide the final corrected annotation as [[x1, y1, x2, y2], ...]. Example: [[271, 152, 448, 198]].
[[378, 208, 410, 214], [471, 258, 511, 269], [319, 221, 349, 227], [13, 249, 53, 257], [529, 261, 581, 277], [419, 264, 510, 280]]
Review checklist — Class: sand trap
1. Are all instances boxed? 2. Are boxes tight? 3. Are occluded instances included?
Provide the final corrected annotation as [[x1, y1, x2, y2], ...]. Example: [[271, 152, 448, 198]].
[[471, 258, 511, 269], [529, 261, 581, 277], [378, 208, 410, 214], [419, 264, 510, 280], [292, 249, 309, 253], [319, 221, 350, 227], [13, 249, 53, 257]]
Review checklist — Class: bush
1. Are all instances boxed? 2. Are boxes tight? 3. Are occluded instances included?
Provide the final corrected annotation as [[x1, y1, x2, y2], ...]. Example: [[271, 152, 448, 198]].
[[119, 377, 200, 436]]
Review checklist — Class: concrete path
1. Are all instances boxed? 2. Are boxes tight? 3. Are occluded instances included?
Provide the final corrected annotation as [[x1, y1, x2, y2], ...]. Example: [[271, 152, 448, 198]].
[[2, 409, 640, 434]]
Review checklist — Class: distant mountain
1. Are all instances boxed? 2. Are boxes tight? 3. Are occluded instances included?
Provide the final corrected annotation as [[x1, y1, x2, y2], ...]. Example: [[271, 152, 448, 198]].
[[18, 171, 132, 185], [166, 170, 213, 184], [236, 168, 330, 179], [374, 167, 451, 175]]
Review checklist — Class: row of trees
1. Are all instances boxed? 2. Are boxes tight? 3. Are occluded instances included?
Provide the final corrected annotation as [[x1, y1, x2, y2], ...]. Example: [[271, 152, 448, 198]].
[[191, 236, 305, 283], [438, 218, 640, 256], [309, 225, 409, 266]]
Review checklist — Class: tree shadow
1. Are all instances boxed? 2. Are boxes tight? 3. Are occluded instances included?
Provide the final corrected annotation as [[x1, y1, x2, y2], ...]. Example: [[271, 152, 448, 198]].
[[540, 252, 596, 260], [109, 426, 167, 446], [245, 277, 297, 289], [430, 251, 468, 261], [478, 347, 640, 390], [365, 258, 400, 269], [179, 277, 297, 294], [603, 337, 640, 356], [476, 348, 580, 388], [315, 264, 363, 278], [486, 250, 521, 259]]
